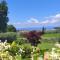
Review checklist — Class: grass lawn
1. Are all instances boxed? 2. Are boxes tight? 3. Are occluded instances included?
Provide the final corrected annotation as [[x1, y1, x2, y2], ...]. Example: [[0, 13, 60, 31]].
[[37, 42, 55, 57], [43, 33, 60, 38], [38, 42, 55, 51]]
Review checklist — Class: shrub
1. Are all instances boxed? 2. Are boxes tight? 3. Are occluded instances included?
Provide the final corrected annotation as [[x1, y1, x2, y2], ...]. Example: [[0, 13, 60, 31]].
[[0, 41, 16, 60], [16, 38, 27, 45], [23, 30, 44, 46], [9, 41, 19, 55], [0, 32, 16, 42], [20, 44, 33, 58], [48, 48, 60, 60]]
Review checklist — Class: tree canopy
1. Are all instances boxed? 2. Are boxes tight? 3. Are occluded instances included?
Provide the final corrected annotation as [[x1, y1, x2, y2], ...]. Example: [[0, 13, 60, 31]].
[[7, 25, 16, 32], [0, 0, 9, 32]]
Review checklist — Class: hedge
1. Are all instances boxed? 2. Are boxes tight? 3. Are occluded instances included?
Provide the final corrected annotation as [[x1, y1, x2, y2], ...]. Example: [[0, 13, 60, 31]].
[[0, 32, 16, 42]]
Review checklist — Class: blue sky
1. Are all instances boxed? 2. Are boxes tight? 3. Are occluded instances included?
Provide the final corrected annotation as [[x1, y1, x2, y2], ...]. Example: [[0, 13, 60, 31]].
[[6, 0, 60, 29]]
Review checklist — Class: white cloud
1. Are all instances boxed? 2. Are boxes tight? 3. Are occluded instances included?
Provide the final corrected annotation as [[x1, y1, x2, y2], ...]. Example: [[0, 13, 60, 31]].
[[50, 14, 60, 23], [50, 19, 58, 23], [27, 18, 39, 23], [55, 14, 60, 18], [8, 13, 60, 27], [41, 20, 49, 24], [43, 13, 60, 24]]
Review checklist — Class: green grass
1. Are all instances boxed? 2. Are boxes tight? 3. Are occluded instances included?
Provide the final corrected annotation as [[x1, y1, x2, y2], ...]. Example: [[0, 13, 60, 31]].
[[16, 55, 31, 60], [43, 33, 60, 38], [37, 42, 55, 56], [38, 42, 55, 50], [16, 55, 21, 60], [22, 58, 31, 60]]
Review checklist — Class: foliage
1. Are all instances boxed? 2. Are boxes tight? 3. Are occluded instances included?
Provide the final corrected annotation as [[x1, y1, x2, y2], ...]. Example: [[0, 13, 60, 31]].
[[20, 44, 33, 58], [9, 41, 19, 55], [7, 25, 16, 32], [16, 32, 27, 45], [48, 47, 60, 60], [0, 0, 9, 32], [23, 30, 44, 46], [0, 41, 23, 60], [0, 41, 16, 60], [16, 38, 27, 45], [15, 55, 22, 60], [0, 32, 16, 42]]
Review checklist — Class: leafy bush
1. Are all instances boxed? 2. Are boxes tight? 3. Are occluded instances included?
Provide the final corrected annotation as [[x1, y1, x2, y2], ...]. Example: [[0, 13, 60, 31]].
[[20, 44, 33, 58], [16, 38, 27, 45], [23, 30, 44, 46], [9, 41, 19, 55], [0, 41, 25, 60], [0, 41, 16, 60], [48, 48, 60, 60], [0, 32, 16, 42]]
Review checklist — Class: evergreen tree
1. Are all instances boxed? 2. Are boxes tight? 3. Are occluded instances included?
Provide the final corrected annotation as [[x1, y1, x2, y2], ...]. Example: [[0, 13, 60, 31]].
[[0, 0, 9, 32]]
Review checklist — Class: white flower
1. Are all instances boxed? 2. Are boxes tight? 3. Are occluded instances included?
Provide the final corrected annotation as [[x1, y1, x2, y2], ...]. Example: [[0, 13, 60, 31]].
[[5, 46, 9, 49], [19, 48, 23, 53], [58, 57, 60, 60], [52, 48, 56, 51], [50, 53, 58, 59], [55, 42, 60, 48]]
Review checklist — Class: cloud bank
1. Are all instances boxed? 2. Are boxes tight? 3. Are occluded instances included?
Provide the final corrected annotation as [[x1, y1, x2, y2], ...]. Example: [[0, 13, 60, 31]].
[[8, 13, 60, 27]]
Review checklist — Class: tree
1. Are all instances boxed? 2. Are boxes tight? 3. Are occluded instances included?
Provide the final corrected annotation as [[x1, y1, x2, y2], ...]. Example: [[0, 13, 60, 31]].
[[7, 25, 16, 32], [23, 29, 44, 46], [41, 27, 45, 34], [0, 0, 9, 32]]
